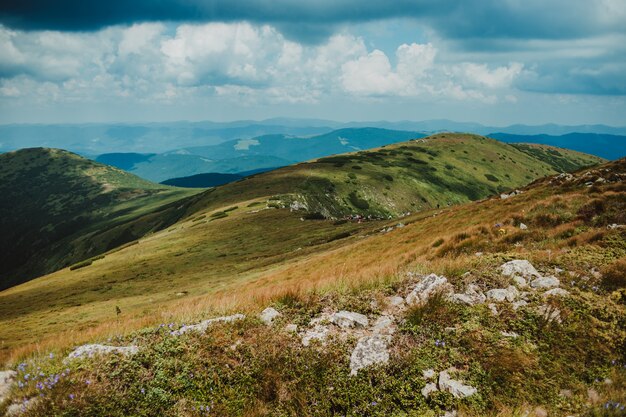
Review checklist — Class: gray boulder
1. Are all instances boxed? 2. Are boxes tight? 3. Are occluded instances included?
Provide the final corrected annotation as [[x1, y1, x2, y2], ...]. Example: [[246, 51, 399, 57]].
[[530, 276, 560, 289], [301, 325, 329, 346], [449, 284, 486, 305], [438, 370, 477, 398], [372, 315, 395, 335], [0, 370, 16, 403], [259, 307, 280, 325], [66, 344, 139, 360], [486, 285, 519, 302], [406, 274, 452, 305], [349, 335, 390, 376], [421, 382, 438, 398], [542, 288, 570, 298], [501, 260, 541, 279], [171, 313, 245, 336], [330, 311, 369, 328]]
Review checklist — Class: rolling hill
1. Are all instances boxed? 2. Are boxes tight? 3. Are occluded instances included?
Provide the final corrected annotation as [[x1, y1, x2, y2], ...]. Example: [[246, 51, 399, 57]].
[[0, 133, 604, 355], [0, 148, 201, 290], [490, 132, 626, 160], [0, 143, 623, 417]]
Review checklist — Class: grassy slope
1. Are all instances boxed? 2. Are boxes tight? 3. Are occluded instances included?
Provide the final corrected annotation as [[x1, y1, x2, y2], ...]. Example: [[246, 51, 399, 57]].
[[0, 135, 603, 357], [2, 157, 624, 417], [0, 148, 201, 290]]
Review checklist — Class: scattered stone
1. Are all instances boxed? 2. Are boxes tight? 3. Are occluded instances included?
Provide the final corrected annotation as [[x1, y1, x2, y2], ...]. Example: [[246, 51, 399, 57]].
[[608, 223, 625, 230], [421, 382, 438, 398], [449, 284, 486, 306], [284, 324, 298, 333], [372, 315, 395, 335], [259, 307, 280, 325], [500, 331, 520, 338], [512, 300, 528, 310], [537, 305, 562, 323], [0, 370, 16, 403], [438, 370, 477, 398], [330, 311, 369, 328], [530, 276, 560, 289], [486, 286, 519, 302], [66, 344, 139, 360], [542, 288, 570, 298], [301, 325, 329, 347], [501, 260, 541, 279], [441, 411, 457, 417], [519, 223, 528, 230], [587, 388, 600, 404], [533, 406, 548, 417], [554, 267, 564, 274], [488, 303, 499, 316], [474, 251, 483, 257], [349, 335, 390, 376], [559, 389, 573, 398], [6, 397, 40, 416], [387, 296, 405, 307], [422, 369, 436, 380], [406, 274, 452, 305], [512, 276, 527, 287], [171, 314, 245, 336]]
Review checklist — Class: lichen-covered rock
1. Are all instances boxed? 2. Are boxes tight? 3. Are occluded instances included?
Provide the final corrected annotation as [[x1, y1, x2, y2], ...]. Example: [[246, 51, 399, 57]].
[[259, 307, 280, 325], [0, 370, 16, 403], [449, 284, 486, 305], [387, 296, 405, 307], [438, 370, 477, 398], [406, 274, 452, 305], [421, 382, 438, 398], [542, 288, 570, 298], [284, 324, 298, 333], [301, 325, 329, 346], [171, 314, 245, 336], [66, 344, 139, 360], [530, 276, 560, 289], [371, 315, 395, 335], [486, 285, 519, 302], [349, 335, 390, 376], [330, 310, 369, 328], [423, 369, 436, 379], [501, 260, 541, 279]]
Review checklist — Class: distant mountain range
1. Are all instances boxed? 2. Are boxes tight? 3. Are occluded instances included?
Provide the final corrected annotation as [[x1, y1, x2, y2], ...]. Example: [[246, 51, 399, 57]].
[[1, 118, 625, 155]]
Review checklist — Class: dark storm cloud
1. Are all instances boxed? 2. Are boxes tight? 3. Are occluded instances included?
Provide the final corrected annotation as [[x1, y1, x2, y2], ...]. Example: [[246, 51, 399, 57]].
[[1, 0, 623, 43]]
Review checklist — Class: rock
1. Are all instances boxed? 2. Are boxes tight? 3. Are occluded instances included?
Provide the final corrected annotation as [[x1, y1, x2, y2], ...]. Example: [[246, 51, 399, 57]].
[[301, 325, 329, 347], [438, 370, 477, 398], [512, 300, 528, 310], [530, 276, 560, 289], [66, 344, 139, 360], [587, 388, 600, 404], [171, 313, 245, 336], [421, 382, 438, 398], [259, 307, 280, 325], [284, 324, 298, 333], [422, 369, 436, 379], [441, 411, 457, 417], [449, 284, 486, 306], [537, 305, 562, 323], [501, 260, 541, 279], [372, 315, 395, 335], [512, 276, 527, 287], [519, 223, 528, 230], [559, 389, 573, 398], [387, 296, 405, 307], [488, 303, 499, 316], [500, 331, 519, 338], [406, 274, 452, 305], [533, 406, 548, 417], [0, 370, 16, 403], [542, 288, 570, 298], [330, 311, 369, 328], [6, 397, 40, 416], [486, 286, 519, 302], [349, 335, 390, 376]]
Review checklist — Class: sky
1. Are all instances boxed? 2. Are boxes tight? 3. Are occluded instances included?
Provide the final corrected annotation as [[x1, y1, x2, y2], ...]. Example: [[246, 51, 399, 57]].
[[0, 0, 625, 126]]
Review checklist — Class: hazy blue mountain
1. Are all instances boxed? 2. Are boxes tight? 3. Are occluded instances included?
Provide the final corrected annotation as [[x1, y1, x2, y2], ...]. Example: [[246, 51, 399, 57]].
[[96, 152, 155, 170], [489, 132, 626, 159]]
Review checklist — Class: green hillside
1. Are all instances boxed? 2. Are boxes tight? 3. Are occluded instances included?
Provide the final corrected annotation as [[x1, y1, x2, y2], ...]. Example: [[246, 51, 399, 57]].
[[0, 148, 201, 290]]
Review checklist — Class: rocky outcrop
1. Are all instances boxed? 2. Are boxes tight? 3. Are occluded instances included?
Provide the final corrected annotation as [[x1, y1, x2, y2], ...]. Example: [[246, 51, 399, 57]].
[[66, 344, 139, 360], [0, 370, 16, 404], [330, 311, 369, 328], [449, 284, 486, 305], [171, 314, 245, 336], [301, 325, 330, 347], [259, 307, 280, 325], [406, 274, 452, 305], [486, 286, 519, 302], [349, 335, 390, 376], [501, 260, 541, 280], [438, 370, 477, 398], [530, 276, 560, 289]]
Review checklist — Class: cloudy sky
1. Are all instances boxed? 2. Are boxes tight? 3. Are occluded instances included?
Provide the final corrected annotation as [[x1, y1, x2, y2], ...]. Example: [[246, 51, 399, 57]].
[[0, 0, 625, 125]]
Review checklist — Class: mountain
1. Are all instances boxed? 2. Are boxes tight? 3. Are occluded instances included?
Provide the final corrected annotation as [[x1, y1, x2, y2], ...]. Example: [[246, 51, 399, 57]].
[[95, 152, 156, 170], [160, 167, 278, 188], [0, 145, 622, 417], [489, 132, 626, 160], [0, 133, 604, 350], [96, 128, 424, 182], [0, 148, 201, 290]]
